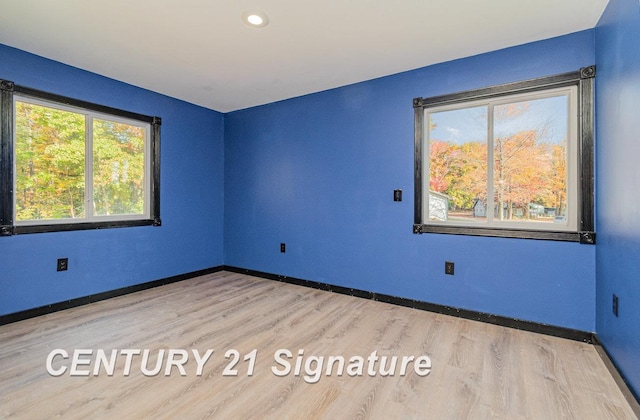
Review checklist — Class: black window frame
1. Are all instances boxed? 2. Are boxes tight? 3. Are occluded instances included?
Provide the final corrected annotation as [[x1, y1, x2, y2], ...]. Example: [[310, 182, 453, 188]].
[[412, 66, 595, 244], [0, 79, 161, 235]]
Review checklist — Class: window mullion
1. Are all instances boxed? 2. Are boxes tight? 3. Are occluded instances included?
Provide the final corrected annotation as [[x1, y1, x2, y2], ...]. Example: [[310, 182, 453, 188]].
[[85, 115, 93, 221], [486, 105, 495, 224]]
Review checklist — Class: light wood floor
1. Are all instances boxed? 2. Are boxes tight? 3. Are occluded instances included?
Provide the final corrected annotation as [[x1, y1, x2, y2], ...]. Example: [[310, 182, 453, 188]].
[[0, 271, 637, 419]]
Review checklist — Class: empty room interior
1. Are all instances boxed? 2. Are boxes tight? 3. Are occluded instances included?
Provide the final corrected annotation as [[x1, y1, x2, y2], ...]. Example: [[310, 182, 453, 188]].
[[1, 0, 639, 418]]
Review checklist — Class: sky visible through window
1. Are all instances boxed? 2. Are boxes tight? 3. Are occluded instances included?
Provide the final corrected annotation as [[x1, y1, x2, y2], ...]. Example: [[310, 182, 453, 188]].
[[429, 95, 568, 146]]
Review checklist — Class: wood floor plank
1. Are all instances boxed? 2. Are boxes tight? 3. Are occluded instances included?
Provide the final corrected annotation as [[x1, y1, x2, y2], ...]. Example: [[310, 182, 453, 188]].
[[0, 271, 636, 419]]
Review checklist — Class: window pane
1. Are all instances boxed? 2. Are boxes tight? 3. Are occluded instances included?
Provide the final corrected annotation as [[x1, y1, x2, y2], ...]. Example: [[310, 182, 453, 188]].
[[492, 96, 568, 224], [14, 101, 85, 221], [93, 119, 146, 216], [428, 106, 488, 223]]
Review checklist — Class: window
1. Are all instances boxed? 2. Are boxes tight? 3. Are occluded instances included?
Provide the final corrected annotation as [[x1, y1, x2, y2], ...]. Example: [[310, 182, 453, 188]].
[[0, 80, 161, 235], [413, 67, 595, 243]]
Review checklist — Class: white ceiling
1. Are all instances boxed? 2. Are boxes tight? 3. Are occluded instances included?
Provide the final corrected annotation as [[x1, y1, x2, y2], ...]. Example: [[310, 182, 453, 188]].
[[0, 0, 608, 113]]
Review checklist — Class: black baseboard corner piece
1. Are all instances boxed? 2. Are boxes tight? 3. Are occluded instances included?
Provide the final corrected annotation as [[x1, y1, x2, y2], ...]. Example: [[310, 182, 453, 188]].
[[0, 265, 225, 326]]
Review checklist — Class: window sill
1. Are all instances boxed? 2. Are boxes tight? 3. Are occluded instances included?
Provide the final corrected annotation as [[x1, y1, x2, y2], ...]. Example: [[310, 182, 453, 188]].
[[413, 224, 595, 244], [1, 218, 161, 236]]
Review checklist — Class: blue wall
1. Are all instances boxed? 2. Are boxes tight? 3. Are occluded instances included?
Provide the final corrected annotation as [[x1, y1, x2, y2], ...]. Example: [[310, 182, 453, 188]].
[[0, 44, 225, 316], [225, 31, 597, 332], [595, 0, 640, 397]]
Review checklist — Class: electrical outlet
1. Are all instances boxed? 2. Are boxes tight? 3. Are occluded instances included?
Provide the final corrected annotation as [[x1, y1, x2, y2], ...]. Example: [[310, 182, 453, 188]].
[[445, 261, 454, 275], [393, 189, 402, 202], [280, 243, 286, 253], [613, 294, 619, 317], [57, 258, 68, 272]]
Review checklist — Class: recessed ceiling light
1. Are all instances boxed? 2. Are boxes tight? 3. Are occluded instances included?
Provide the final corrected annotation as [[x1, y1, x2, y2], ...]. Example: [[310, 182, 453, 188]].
[[242, 11, 269, 28]]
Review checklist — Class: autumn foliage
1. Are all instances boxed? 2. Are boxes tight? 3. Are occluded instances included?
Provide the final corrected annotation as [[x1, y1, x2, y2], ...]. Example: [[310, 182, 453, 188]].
[[14, 101, 146, 221], [429, 129, 567, 220]]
